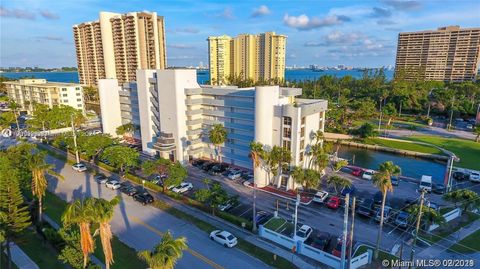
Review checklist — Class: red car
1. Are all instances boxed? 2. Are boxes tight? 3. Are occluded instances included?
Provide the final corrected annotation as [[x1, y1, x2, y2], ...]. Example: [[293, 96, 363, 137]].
[[351, 168, 363, 177], [332, 237, 351, 257], [326, 196, 340, 209]]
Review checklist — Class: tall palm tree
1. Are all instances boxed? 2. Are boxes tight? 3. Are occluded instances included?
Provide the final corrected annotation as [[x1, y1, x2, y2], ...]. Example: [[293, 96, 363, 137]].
[[91, 197, 120, 269], [62, 198, 96, 268], [8, 101, 20, 130], [326, 175, 351, 195], [208, 124, 227, 162], [372, 161, 400, 259], [249, 142, 264, 169], [138, 230, 188, 269], [28, 151, 64, 222]]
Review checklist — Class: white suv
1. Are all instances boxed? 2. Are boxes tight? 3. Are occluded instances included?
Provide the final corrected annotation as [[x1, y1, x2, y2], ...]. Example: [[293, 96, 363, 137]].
[[72, 163, 87, 172], [209, 230, 237, 248], [171, 182, 193, 194], [295, 225, 313, 242]]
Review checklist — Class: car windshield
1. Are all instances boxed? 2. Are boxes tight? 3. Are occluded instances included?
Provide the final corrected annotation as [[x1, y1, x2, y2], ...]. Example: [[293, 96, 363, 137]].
[[227, 235, 235, 241], [420, 182, 431, 186]]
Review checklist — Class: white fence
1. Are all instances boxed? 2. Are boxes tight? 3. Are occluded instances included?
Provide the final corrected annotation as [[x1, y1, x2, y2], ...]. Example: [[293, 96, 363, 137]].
[[259, 222, 371, 268], [428, 208, 462, 232]]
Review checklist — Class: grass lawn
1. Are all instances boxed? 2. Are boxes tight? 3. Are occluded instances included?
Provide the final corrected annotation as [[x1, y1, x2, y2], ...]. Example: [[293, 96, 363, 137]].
[[363, 138, 444, 155], [354, 245, 398, 266], [419, 211, 480, 244], [264, 218, 287, 231], [42, 191, 146, 269], [449, 229, 480, 253], [406, 136, 480, 170], [15, 229, 67, 269]]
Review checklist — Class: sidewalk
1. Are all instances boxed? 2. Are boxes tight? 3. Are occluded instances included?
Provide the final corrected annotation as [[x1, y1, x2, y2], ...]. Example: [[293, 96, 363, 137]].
[[415, 217, 480, 260], [4, 242, 39, 269]]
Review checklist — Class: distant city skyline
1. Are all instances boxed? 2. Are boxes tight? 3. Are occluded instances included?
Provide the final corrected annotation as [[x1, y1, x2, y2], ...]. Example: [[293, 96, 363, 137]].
[[1, 0, 479, 68]]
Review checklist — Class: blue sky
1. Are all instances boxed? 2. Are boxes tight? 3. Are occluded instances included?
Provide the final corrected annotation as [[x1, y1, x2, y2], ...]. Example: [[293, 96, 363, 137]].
[[1, 0, 479, 68]]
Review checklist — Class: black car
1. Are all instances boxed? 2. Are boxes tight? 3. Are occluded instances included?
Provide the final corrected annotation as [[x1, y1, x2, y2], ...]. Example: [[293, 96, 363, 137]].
[[209, 164, 229, 175], [133, 192, 154, 205], [121, 185, 141, 196], [432, 183, 446, 194], [453, 171, 469, 181], [357, 198, 374, 217], [391, 176, 399, 186], [192, 159, 207, 168], [202, 162, 216, 171], [309, 231, 332, 251], [249, 211, 272, 225], [373, 191, 383, 205]]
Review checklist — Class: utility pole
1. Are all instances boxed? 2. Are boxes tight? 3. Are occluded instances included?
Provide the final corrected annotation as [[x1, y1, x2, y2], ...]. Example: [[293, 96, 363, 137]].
[[341, 193, 350, 269], [398, 242, 404, 269], [378, 98, 383, 132], [252, 183, 257, 233], [71, 114, 80, 163], [348, 196, 356, 269], [409, 189, 425, 269], [293, 194, 300, 239], [448, 97, 455, 130]]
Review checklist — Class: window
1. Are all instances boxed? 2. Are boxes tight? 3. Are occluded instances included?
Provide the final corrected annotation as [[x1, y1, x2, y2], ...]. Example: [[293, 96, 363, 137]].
[[301, 117, 305, 125], [77, 98, 82, 102], [283, 116, 292, 125], [300, 140, 304, 149], [283, 140, 291, 150], [299, 152, 304, 162], [300, 127, 305, 138], [63, 94, 68, 97], [62, 88, 67, 92], [283, 128, 291, 138], [76, 93, 81, 96], [76, 87, 80, 90], [63, 99, 68, 102], [77, 104, 82, 107]]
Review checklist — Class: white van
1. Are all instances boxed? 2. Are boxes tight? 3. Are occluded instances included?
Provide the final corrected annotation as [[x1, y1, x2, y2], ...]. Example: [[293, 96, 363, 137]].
[[419, 175, 432, 192]]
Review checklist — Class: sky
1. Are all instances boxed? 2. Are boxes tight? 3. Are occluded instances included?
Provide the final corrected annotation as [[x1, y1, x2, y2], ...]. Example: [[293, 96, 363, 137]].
[[1, 0, 479, 68]]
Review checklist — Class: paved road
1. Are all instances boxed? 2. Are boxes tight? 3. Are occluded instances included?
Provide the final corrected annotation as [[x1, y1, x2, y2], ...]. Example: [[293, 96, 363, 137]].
[[386, 125, 475, 141], [45, 155, 271, 269]]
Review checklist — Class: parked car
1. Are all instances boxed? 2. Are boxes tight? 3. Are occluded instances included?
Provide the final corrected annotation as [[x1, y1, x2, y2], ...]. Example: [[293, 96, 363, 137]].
[[466, 124, 473, 130], [95, 173, 108, 184], [295, 225, 313, 242], [106, 180, 122, 190], [171, 182, 193, 194], [242, 179, 253, 187], [227, 170, 242, 180], [341, 185, 356, 196], [255, 211, 273, 225], [357, 198, 374, 217], [202, 162, 217, 172], [351, 168, 363, 177], [218, 197, 239, 212], [313, 191, 329, 203], [453, 171, 469, 181], [192, 159, 207, 168], [394, 211, 410, 228], [133, 192, 154, 205], [362, 170, 374, 180], [425, 200, 439, 211], [326, 196, 341, 209], [419, 175, 432, 193], [391, 176, 399, 186], [469, 172, 480, 183], [332, 237, 350, 258], [373, 191, 383, 205], [209, 164, 229, 175], [241, 171, 254, 180], [72, 163, 87, 172], [121, 185, 140, 196], [432, 183, 446, 194], [209, 230, 237, 248], [374, 206, 392, 223], [309, 231, 332, 251]]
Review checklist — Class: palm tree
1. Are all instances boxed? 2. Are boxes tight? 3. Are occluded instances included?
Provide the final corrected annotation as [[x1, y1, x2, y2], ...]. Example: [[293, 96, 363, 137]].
[[91, 197, 120, 269], [138, 230, 188, 269], [326, 175, 351, 194], [372, 161, 400, 259], [62, 198, 96, 268], [249, 142, 264, 169], [8, 101, 20, 130], [208, 124, 227, 162], [28, 151, 64, 222], [474, 126, 480, 143]]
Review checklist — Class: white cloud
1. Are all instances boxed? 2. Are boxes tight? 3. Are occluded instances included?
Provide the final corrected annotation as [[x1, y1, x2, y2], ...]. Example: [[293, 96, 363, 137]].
[[283, 14, 350, 30], [251, 5, 271, 17], [168, 44, 195, 49]]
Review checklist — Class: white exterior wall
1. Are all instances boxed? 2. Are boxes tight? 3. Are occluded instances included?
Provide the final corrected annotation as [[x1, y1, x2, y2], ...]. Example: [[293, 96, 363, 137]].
[[136, 70, 157, 155], [99, 12, 117, 79], [59, 86, 85, 112], [156, 69, 199, 164], [98, 79, 122, 137]]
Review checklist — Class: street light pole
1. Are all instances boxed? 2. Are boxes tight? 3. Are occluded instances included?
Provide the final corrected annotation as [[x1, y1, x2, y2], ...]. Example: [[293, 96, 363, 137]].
[[378, 98, 383, 133], [293, 194, 300, 239], [409, 189, 425, 269], [347, 196, 356, 269], [71, 114, 80, 163], [341, 193, 350, 269], [252, 183, 257, 233]]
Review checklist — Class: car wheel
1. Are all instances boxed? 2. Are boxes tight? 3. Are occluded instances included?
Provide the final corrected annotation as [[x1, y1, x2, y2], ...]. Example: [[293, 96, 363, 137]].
[[224, 243, 228, 248], [210, 236, 214, 240], [142, 202, 146, 206]]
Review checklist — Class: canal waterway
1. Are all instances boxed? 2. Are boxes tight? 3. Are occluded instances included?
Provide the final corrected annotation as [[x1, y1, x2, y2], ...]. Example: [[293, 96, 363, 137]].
[[337, 146, 447, 184]]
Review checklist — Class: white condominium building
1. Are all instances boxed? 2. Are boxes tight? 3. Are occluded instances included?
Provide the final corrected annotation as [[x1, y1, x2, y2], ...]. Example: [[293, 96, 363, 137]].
[[5, 79, 85, 113], [99, 69, 327, 190]]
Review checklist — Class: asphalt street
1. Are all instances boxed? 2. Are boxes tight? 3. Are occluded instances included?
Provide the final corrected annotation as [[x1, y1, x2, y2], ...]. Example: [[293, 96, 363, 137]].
[[45, 155, 271, 269]]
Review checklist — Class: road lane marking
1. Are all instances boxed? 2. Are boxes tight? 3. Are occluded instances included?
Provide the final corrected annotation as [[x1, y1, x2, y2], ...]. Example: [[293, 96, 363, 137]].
[[131, 217, 225, 269]]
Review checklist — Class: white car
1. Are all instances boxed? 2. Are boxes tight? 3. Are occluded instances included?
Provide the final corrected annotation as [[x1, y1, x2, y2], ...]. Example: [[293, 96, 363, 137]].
[[171, 182, 193, 194], [469, 172, 480, 183], [209, 230, 238, 248], [227, 170, 242, 180], [105, 180, 122, 190], [466, 124, 473, 130], [243, 179, 253, 187], [362, 170, 374, 180], [72, 163, 87, 172], [312, 191, 329, 203], [295, 225, 313, 242]]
